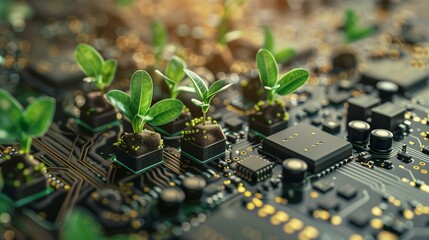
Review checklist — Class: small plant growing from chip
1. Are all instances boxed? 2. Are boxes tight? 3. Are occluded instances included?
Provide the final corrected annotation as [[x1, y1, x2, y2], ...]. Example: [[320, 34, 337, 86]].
[[106, 70, 183, 172], [344, 9, 375, 43], [75, 44, 117, 94], [184, 69, 233, 125], [249, 49, 309, 136], [74, 44, 119, 131], [180, 69, 233, 163], [155, 56, 195, 99], [263, 26, 296, 64], [154, 56, 195, 135], [0, 89, 54, 200]]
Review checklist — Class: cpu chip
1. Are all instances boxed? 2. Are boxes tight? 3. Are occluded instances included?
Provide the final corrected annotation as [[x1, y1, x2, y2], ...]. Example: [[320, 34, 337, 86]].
[[262, 123, 352, 173]]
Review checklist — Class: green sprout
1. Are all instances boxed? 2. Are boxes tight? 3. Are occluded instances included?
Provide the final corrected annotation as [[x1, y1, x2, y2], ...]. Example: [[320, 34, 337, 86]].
[[155, 56, 195, 99], [75, 44, 118, 93], [0, 89, 55, 154], [184, 69, 233, 125], [151, 19, 168, 63], [263, 26, 296, 64], [217, 0, 247, 45], [106, 70, 183, 133], [344, 9, 375, 43], [256, 49, 309, 105]]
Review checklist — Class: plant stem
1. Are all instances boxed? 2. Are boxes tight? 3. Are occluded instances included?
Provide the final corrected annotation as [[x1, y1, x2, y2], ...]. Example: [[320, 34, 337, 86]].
[[267, 90, 275, 105], [170, 86, 177, 99], [132, 116, 146, 133], [20, 134, 32, 154], [202, 110, 206, 125]]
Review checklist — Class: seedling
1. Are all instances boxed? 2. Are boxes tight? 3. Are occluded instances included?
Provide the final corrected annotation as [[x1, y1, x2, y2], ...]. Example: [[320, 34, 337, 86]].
[[256, 48, 309, 105], [344, 9, 375, 43], [75, 44, 118, 93], [217, 0, 247, 45], [184, 69, 233, 125], [0, 89, 55, 154], [155, 56, 195, 99], [263, 26, 296, 64], [151, 19, 168, 63], [106, 70, 183, 133]]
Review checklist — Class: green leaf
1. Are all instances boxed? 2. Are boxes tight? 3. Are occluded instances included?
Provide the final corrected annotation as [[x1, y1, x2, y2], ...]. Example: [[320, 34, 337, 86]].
[[146, 99, 183, 126], [263, 26, 274, 52], [256, 48, 278, 88], [206, 79, 233, 104], [0, 89, 23, 141], [191, 98, 203, 107], [22, 97, 55, 137], [130, 70, 152, 116], [155, 69, 175, 87], [274, 48, 296, 64], [276, 68, 309, 96], [75, 44, 104, 77], [106, 90, 133, 120], [151, 20, 168, 60], [100, 59, 117, 87], [61, 209, 104, 240], [166, 56, 186, 83], [0, 193, 13, 215], [176, 86, 195, 93], [184, 69, 208, 101]]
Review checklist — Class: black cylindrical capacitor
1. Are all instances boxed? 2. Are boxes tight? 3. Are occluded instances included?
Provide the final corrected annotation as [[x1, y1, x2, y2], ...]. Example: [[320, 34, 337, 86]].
[[347, 120, 371, 144], [158, 187, 185, 216], [182, 176, 206, 203], [282, 158, 308, 185], [376, 81, 398, 103], [369, 129, 393, 152]]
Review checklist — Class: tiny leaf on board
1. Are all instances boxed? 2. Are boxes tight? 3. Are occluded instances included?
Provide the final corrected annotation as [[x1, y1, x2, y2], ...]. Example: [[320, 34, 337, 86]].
[[206, 79, 233, 104], [0, 89, 23, 141], [75, 44, 103, 77], [101, 59, 118, 86], [184, 69, 208, 100], [256, 49, 278, 88], [276, 68, 309, 96], [106, 90, 133, 120], [22, 97, 55, 137], [130, 70, 153, 116], [107, 70, 184, 133], [191, 98, 203, 107], [166, 56, 186, 83], [146, 99, 183, 126]]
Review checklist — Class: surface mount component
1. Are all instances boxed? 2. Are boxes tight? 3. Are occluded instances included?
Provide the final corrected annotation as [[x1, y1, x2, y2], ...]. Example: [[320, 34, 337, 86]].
[[236, 156, 273, 184], [262, 123, 352, 173]]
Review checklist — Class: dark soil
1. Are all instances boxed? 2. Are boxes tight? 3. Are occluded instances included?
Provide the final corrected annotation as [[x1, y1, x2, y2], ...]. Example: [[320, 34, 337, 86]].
[[182, 121, 225, 147], [250, 101, 287, 125], [116, 130, 162, 157], [0, 154, 47, 186], [81, 91, 113, 115]]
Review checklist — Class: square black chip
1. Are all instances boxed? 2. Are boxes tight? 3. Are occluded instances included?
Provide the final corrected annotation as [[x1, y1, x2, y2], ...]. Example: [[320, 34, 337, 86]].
[[262, 123, 352, 173]]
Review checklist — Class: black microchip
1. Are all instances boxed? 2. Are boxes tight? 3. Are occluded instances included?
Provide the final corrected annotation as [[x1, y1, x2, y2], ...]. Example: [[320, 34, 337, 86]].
[[313, 180, 334, 193], [262, 123, 352, 173], [236, 156, 272, 184], [224, 117, 243, 132], [349, 211, 370, 228], [337, 184, 358, 200]]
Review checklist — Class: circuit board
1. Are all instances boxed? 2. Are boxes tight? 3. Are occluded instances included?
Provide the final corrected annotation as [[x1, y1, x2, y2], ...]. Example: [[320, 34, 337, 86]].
[[1, 0, 429, 240]]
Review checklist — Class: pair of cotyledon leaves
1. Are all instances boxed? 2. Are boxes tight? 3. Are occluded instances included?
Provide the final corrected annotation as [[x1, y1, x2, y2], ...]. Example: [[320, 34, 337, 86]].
[[106, 70, 183, 128], [256, 49, 309, 97], [0, 89, 55, 150], [75, 44, 117, 91]]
